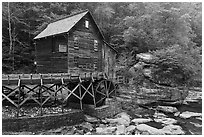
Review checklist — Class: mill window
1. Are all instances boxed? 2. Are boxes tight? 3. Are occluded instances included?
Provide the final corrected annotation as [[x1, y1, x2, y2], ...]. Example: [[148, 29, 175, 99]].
[[58, 44, 67, 52], [85, 20, 89, 28], [93, 64, 97, 70], [94, 40, 98, 51], [94, 58, 98, 70], [74, 36, 79, 50], [74, 56, 79, 64]]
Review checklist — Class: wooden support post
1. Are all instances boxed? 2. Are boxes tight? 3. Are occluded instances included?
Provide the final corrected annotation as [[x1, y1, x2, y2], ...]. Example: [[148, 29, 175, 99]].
[[60, 76, 64, 113], [84, 73, 86, 80], [40, 74, 43, 116], [105, 80, 109, 98], [51, 74, 53, 83], [61, 84, 64, 113], [7, 75, 10, 85], [67, 32, 69, 73], [90, 73, 96, 107], [30, 74, 33, 84], [91, 73, 94, 82], [79, 75, 83, 110], [17, 75, 21, 118], [92, 81, 96, 108], [114, 87, 116, 99]]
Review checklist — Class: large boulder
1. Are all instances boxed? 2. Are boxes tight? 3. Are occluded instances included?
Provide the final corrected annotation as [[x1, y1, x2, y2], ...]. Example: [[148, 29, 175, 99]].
[[190, 122, 202, 128], [136, 124, 165, 135], [161, 124, 185, 135], [153, 112, 167, 118], [125, 125, 136, 134], [106, 112, 131, 126], [136, 124, 185, 135], [116, 125, 126, 135], [84, 115, 100, 123], [179, 111, 202, 119], [154, 117, 177, 125], [156, 106, 178, 113], [185, 90, 202, 103], [96, 127, 116, 135], [80, 122, 94, 132], [106, 118, 130, 126], [131, 118, 152, 124], [131, 53, 189, 104], [115, 112, 131, 122]]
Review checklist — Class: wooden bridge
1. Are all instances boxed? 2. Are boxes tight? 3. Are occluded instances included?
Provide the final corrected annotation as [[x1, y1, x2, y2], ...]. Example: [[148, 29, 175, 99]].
[[2, 72, 116, 118]]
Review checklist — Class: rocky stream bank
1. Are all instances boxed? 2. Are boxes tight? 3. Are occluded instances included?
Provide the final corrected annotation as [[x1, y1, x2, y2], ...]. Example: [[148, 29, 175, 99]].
[[3, 88, 202, 135]]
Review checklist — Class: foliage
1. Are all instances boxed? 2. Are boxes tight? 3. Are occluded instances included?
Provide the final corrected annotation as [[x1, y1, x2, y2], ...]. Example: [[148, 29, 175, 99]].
[[123, 5, 196, 54], [2, 2, 202, 83], [150, 45, 202, 86]]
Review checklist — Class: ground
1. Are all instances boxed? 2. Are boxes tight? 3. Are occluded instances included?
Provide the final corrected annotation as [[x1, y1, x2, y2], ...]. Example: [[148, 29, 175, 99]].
[[2, 86, 202, 135]]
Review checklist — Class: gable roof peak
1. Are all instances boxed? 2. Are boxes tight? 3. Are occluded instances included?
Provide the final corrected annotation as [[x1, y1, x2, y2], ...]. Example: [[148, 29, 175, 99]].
[[50, 9, 89, 24], [34, 10, 89, 39]]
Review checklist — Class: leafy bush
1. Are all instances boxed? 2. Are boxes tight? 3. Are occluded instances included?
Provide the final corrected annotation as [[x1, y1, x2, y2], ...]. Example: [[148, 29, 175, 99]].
[[150, 45, 201, 87]]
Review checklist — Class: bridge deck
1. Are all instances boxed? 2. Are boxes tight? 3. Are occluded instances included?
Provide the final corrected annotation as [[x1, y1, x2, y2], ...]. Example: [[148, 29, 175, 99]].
[[2, 72, 106, 85]]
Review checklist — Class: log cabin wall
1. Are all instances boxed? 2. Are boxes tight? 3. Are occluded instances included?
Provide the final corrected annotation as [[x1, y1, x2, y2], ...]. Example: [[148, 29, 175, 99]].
[[68, 13, 103, 74], [103, 43, 116, 79], [36, 35, 68, 73], [35, 11, 116, 75]]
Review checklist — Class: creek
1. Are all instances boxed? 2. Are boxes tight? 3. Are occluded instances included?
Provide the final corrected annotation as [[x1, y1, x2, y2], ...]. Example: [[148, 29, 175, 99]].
[[134, 98, 202, 135]]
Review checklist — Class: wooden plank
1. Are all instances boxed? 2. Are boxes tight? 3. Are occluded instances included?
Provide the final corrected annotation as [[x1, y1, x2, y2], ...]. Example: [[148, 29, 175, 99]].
[[2, 72, 104, 85], [2, 93, 19, 107], [73, 30, 94, 40]]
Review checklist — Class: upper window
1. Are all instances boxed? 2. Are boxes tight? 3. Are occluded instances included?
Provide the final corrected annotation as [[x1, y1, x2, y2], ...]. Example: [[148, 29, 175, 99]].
[[58, 44, 67, 52], [74, 36, 79, 50], [94, 40, 98, 51], [85, 20, 89, 28]]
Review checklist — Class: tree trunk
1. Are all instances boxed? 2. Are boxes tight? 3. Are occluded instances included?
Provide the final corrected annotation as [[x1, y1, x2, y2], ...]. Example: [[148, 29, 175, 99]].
[[8, 2, 12, 55]]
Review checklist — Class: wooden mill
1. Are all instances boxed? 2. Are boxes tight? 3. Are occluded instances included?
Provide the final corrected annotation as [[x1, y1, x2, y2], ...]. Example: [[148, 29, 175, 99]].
[[2, 10, 118, 117]]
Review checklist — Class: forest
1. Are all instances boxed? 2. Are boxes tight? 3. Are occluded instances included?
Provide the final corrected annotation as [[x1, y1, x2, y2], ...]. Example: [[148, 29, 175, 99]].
[[2, 2, 202, 86]]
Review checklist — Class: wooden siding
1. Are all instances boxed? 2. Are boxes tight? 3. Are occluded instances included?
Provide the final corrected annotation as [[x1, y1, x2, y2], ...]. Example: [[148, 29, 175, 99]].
[[36, 36, 68, 73], [103, 43, 116, 79], [35, 12, 116, 76], [68, 13, 103, 73]]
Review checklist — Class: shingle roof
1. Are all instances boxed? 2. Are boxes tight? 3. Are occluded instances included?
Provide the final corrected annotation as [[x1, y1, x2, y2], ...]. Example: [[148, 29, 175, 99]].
[[34, 10, 89, 39], [34, 10, 117, 53]]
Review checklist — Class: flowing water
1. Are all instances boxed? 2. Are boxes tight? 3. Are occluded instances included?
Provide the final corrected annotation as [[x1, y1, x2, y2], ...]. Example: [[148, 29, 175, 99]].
[[138, 99, 202, 135]]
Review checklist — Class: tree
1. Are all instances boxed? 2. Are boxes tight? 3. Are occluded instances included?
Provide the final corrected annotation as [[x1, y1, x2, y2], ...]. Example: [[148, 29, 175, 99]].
[[150, 44, 201, 86], [1, 2, 202, 79], [123, 6, 196, 54]]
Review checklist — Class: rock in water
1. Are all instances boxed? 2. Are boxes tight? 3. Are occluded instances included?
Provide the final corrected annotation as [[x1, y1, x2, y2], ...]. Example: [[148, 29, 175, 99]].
[[116, 125, 126, 135], [156, 106, 178, 113], [185, 91, 202, 101], [18, 132, 34, 135], [106, 112, 131, 126], [115, 112, 131, 123], [153, 112, 167, 118], [96, 127, 116, 134], [105, 127, 117, 133], [96, 127, 103, 134], [84, 115, 99, 123], [80, 122, 93, 132], [136, 124, 165, 135], [85, 132, 92, 135], [154, 117, 177, 125], [190, 122, 202, 128], [196, 117, 202, 121], [106, 118, 130, 126], [131, 118, 152, 124], [179, 111, 202, 119], [174, 112, 180, 117], [125, 125, 136, 134], [161, 124, 185, 135]]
